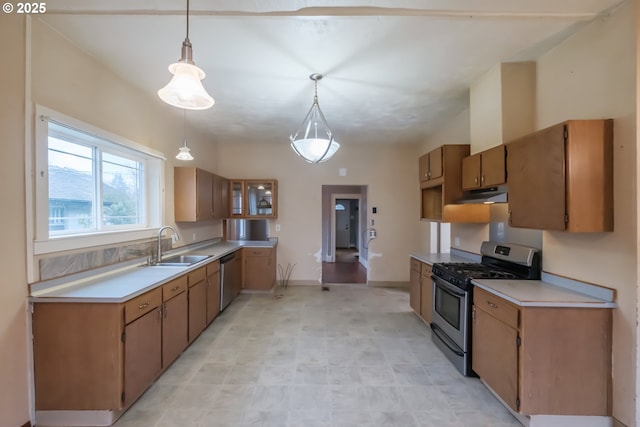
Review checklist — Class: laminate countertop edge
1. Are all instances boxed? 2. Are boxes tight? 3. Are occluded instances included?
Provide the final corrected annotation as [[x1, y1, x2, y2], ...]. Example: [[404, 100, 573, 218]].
[[472, 279, 615, 309], [30, 240, 277, 303]]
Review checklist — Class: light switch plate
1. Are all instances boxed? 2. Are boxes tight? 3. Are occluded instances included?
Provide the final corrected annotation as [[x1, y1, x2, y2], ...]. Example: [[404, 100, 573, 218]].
[[275, 224, 281, 232]]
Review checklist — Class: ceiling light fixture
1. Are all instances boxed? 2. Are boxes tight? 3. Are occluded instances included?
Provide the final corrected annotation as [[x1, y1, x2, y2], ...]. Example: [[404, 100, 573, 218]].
[[176, 110, 194, 161], [158, 0, 214, 110], [290, 73, 340, 164]]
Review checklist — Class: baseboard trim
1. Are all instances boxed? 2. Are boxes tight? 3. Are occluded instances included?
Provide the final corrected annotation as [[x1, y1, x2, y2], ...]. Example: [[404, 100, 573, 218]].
[[367, 281, 408, 288], [612, 417, 627, 427]]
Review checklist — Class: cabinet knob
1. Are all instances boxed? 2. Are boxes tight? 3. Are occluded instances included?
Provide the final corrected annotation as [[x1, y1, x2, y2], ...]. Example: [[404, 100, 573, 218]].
[[474, 177, 478, 184], [138, 302, 149, 310], [487, 301, 498, 309], [481, 175, 485, 184]]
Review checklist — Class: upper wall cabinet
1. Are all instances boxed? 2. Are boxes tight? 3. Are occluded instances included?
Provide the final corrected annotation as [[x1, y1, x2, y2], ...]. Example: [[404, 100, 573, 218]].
[[419, 144, 490, 223], [230, 180, 278, 219], [419, 147, 443, 182], [462, 145, 506, 190], [506, 119, 613, 232], [174, 167, 229, 222]]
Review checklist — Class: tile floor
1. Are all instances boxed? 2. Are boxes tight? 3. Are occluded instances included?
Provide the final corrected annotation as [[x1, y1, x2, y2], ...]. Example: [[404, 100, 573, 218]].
[[114, 285, 522, 427]]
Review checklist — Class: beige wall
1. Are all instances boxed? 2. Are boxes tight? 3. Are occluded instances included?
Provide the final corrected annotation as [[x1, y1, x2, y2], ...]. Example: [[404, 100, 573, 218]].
[[216, 140, 419, 282], [416, 108, 471, 253], [444, 3, 636, 424], [536, 2, 637, 424], [29, 17, 223, 253], [0, 14, 31, 427]]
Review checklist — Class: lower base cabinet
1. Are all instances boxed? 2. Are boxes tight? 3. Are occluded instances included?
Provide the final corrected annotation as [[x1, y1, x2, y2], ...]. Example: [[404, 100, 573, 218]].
[[472, 287, 612, 416], [124, 307, 162, 407], [32, 258, 223, 420], [409, 257, 433, 324], [243, 247, 276, 291], [409, 258, 421, 313], [188, 267, 207, 343], [162, 277, 189, 369], [419, 263, 433, 324]]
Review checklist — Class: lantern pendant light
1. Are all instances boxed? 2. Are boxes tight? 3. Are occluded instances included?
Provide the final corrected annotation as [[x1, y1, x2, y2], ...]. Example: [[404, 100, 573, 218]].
[[290, 73, 340, 163], [158, 0, 214, 110]]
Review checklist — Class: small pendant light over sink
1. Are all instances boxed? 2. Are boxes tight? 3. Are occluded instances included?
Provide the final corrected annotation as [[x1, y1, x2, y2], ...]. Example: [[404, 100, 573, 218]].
[[158, 0, 214, 110], [290, 73, 340, 163], [176, 110, 194, 160]]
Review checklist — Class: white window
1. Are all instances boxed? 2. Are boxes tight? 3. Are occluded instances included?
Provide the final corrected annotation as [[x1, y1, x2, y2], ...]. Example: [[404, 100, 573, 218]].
[[33, 105, 165, 254]]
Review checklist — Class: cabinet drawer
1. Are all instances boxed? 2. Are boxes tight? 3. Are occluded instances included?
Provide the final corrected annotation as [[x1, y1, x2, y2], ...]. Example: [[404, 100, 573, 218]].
[[244, 247, 271, 257], [162, 276, 188, 301], [421, 262, 432, 277], [410, 257, 422, 273], [188, 266, 206, 287], [474, 287, 519, 329], [207, 260, 220, 275], [125, 287, 162, 324]]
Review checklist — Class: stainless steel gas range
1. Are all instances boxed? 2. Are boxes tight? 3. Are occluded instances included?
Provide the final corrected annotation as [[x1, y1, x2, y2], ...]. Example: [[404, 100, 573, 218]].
[[430, 241, 540, 376]]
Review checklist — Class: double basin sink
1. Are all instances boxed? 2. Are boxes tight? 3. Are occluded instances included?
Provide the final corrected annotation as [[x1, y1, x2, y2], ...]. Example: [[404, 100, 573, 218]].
[[153, 254, 211, 267]]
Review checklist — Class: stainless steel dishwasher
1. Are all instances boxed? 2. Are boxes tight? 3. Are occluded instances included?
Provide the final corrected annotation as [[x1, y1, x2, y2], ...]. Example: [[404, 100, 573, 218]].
[[220, 251, 240, 311]]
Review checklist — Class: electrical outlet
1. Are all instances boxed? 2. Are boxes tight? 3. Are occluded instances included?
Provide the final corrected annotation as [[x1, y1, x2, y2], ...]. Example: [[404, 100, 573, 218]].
[[192, 233, 196, 241], [454, 237, 460, 247], [275, 224, 281, 232]]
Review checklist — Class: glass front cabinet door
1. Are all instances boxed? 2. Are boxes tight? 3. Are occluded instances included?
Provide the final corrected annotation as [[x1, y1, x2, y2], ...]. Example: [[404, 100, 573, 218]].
[[229, 180, 277, 218]]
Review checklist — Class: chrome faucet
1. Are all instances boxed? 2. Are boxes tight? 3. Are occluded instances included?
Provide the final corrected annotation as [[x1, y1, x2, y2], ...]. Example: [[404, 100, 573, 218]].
[[156, 226, 180, 264]]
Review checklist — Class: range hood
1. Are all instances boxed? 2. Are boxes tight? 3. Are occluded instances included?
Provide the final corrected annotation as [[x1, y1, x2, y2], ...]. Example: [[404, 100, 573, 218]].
[[458, 185, 508, 204]]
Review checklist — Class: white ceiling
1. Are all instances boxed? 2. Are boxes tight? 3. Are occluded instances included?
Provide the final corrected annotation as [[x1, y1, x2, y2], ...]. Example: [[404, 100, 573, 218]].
[[39, 0, 625, 147]]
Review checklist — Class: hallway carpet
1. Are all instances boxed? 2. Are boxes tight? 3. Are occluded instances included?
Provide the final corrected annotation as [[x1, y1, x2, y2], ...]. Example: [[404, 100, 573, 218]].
[[113, 285, 520, 427]]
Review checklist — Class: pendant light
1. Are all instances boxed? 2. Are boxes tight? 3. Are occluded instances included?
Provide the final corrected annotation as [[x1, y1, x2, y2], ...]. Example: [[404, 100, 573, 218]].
[[176, 110, 194, 161], [158, 0, 214, 110], [290, 73, 340, 163]]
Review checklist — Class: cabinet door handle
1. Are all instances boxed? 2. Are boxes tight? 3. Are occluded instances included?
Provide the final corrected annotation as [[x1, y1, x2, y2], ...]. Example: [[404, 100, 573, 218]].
[[487, 301, 498, 309], [474, 177, 478, 184], [138, 302, 149, 310], [171, 285, 180, 292]]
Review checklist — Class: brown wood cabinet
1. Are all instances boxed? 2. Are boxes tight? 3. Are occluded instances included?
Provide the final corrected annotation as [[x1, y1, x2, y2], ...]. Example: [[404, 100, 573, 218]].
[[419, 144, 490, 223], [187, 267, 207, 343], [243, 247, 277, 291], [472, 287, 612, 416], [32, 258, 226, 419], [213, 174, 229, 219], [230, 179, 278, 218], [418, 146, 443, 182], [506, 119, 613, 231], [419, 263, 433, 324], [175, 167, 230, 222], [462, 145, 506, 190], [205, 260, 221, 324], [161, 276, 188, 368], [409, 258, 421, 314], [123, 305, 162, 407]]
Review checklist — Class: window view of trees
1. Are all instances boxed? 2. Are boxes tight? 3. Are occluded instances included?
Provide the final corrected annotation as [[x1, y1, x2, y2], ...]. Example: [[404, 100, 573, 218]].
[[47, 123, 144, 236]]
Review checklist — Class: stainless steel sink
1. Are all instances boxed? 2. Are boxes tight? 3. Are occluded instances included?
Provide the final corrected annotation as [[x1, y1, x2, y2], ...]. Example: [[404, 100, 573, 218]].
[[155, 254, 210, 266]]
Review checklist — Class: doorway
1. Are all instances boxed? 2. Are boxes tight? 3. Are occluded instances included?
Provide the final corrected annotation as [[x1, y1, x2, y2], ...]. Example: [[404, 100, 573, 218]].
[[322, 192, 367, 284]]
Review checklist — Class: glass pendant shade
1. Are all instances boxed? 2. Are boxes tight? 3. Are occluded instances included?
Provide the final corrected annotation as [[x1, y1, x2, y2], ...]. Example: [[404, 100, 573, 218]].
[[176, 140, 194, 161], [158, 0, 214, 110], [158, 61, 214, 110], [290, 74, 340, 164]]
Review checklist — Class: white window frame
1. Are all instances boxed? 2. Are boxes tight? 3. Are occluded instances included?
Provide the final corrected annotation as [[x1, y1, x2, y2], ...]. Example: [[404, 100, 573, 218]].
[[32, 105, 165, 255]]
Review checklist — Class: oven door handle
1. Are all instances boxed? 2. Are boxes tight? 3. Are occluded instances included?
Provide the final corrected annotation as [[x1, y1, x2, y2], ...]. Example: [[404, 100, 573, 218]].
[[432, 276, 466, 298], [430, 323, 464, 357]]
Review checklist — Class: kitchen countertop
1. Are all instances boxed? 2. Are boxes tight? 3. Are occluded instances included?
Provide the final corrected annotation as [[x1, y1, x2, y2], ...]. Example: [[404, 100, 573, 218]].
[[409, 249, 479, 265], [30, 239, 276, 303], [472, 278, 615, 308]]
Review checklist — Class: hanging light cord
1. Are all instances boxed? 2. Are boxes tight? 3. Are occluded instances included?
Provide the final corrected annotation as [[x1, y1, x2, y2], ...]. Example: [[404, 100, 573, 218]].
[[185, 0, 190, 41]]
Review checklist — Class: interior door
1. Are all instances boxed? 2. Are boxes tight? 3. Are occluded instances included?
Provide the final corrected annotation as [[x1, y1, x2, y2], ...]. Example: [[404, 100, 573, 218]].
[[335, 199, 350, 248]]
